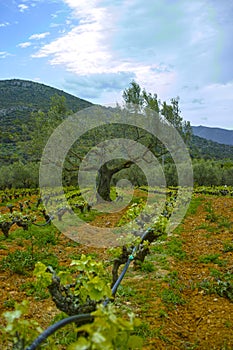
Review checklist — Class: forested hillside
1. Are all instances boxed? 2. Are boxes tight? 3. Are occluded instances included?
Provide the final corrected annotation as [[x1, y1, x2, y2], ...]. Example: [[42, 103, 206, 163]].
[[0, 79, 92, 111], [0, 79, 92, 164], [1, 79, 233, 188], [190, 134, 233, 160]]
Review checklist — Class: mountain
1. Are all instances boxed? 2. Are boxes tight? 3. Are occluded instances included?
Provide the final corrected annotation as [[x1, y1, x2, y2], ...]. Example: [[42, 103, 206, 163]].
[[192, 125, 233, 146], [0, 79, 93, 164], [190, 134, 233, 160], [0, 78, 92, 111], [1, 78, 233, 166]]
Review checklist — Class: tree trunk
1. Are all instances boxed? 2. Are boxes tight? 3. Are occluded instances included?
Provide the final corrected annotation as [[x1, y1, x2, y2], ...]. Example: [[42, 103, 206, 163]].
[[96, 163, 112, 202], [96, 160, 134, 202]]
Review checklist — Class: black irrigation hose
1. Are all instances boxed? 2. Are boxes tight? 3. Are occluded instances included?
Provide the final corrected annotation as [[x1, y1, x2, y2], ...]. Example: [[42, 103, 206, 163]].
[[111, 242, 140, 297], [25, 314, 94, 350], [26, 226, 153, 349], [32, 216, 54, 227], [111, 227, 152, 296]]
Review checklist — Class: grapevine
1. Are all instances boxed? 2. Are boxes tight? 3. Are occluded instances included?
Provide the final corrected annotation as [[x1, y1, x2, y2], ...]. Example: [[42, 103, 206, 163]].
[[2, 185, 232, 348]]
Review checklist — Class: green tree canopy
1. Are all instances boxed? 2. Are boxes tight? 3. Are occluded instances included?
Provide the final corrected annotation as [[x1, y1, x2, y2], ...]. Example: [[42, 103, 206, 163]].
[[17, 83, 193, 200]]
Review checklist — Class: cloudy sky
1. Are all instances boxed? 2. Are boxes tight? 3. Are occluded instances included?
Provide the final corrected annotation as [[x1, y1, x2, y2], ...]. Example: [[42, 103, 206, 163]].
[[1, 0, 232, 129]]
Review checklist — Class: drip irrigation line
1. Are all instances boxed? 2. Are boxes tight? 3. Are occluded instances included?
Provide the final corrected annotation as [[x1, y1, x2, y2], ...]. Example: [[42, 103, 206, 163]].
[[25, 314, 94, 350], [111, 227, 152, 296], [26, 226, 155, 349], [111, 244, 139, 296], [32, 206, 72, 227], [32, 216, 54, 227], [111, 253, 134, 296]]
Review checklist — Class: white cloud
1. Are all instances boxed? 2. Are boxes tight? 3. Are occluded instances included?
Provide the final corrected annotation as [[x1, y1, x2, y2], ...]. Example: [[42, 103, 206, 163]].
[[29, 32, 50, 40], [29, 0, 232, 128], [32, 0, 176, 99], [63, 71, 135, 100], [32, 1, 113, 72], [203, 82, 233, 100], [0, 22, 10, 27], [50, 23, 61, 28], [0, 51, 11, 58], [17, 33, 50, 51], [18, 41, 32, 48], [179, 81, 233, 128], [18, 4, 29, 12]]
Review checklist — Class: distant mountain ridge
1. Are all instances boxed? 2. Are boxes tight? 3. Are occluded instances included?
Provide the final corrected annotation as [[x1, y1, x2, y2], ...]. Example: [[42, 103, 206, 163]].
[[192, 125, 233, 146]]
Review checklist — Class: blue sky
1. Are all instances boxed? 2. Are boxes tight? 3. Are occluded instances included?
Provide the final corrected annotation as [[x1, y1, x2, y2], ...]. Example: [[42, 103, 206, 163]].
[[0, 0, 232, 129]]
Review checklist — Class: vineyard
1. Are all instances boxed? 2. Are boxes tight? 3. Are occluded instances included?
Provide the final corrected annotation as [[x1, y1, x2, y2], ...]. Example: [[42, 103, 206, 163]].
[[0, 186, 233, 349]]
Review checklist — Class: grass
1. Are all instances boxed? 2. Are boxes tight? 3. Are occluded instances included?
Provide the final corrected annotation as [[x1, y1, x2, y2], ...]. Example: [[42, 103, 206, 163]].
[[157, 308, 168, 319], [217, 217, 232, 229], [196, 216, 232, 235], [6, 225, 60, 248], [198, 279, 233, 301], [139, 261, 156, 272], [161, 271, 186, 306], [65, 240, 80, 247], [198, 253, 227, 267], [197, 268, 233, 301], [49, 313, 78, 347], [134, 322, 170, 343], [0, 249, 37, 274], [0, 248, 59, 275], [134, 321, 157, 339], [0, 243, 7, 250], [185, 196, 204, 216], [75, 208, 103, 222], [224, 321, 232, 328], [116, 285, 137, 298], [160, 288, 185, 306], [3, 298, 16, 309], [150, 234, 187, 273], [195, 223, 214, 231], [223, 241, 233, 253], [165, 237, 186, 260], [163, 270, 179, 286], [20, 281, 50, 300], [204, 201, 219, 222], [0, 224, 63, 275], [204, 202, 232, 231]]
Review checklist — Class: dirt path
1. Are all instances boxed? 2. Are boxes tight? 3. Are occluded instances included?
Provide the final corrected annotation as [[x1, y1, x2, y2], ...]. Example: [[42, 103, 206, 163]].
[[128, 195, 233, 349]]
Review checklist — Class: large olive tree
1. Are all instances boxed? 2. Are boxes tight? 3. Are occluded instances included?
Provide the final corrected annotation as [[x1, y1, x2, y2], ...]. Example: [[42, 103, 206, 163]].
[[19, 82, 192, 201]]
